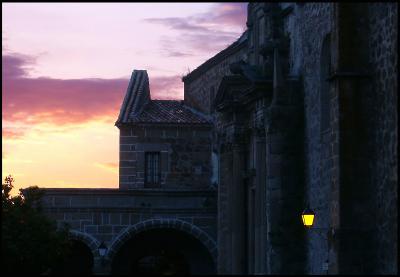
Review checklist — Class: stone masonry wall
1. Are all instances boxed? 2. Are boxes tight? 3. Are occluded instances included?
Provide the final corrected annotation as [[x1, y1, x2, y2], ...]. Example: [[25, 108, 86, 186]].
[[183, 46, 247, 115], [119, 124, 212, 190], [367, 3, 398, 274], [294, 3, 334, 274], [40, 189, 217, 250]]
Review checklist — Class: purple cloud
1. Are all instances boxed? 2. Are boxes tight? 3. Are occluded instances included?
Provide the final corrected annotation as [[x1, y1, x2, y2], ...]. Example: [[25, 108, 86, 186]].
[[144, 17, 210, 32], [2, 53, 36, 79], [208, 3, 247, 27], [150, 75, 183, 100], [2, 52, 183, 138], [144, 3, 247, 57]]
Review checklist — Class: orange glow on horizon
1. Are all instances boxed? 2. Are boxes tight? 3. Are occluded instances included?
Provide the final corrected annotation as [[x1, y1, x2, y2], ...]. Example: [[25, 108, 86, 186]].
[[2, 119, 119, 196]]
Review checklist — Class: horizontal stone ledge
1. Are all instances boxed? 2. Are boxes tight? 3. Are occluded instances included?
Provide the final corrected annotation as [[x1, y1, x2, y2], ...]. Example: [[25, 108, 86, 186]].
[[43, 207, 217, 213], [40, 188, 216, 196]]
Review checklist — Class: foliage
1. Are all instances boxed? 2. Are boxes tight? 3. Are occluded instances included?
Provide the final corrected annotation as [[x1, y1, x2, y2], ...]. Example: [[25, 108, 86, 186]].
[[1, 175, 71, 274]]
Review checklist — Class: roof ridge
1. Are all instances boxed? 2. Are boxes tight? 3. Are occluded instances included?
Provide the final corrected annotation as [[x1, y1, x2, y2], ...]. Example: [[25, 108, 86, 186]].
[[115, 70, 150, 126]]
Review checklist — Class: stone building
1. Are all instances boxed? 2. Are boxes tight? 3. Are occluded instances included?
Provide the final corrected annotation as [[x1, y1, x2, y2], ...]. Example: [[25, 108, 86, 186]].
[[33, 2, 397, 275], [37, 71, 218, 275], [182, 2, 398, 275]]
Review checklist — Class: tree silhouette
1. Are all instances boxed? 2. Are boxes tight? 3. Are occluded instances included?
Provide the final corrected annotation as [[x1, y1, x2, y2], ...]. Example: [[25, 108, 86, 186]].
[[1, 175, 71, 274]]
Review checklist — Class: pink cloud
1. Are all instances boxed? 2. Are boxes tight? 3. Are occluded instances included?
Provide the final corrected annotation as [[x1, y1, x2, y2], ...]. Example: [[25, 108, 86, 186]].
[[145, 3, 247, 31], [150, 75, 183, 100], [210, 3, 247, 27], [144, 3, 247, 57], [2, 53, 183, 138], [144, 17, 210, 32], [2, 128, 25, 139]]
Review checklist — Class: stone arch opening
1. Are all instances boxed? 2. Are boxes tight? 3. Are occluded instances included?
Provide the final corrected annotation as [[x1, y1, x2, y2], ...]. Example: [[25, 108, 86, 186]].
[[68, 230, 100, 255], [109, 219, 216, 275], [51, 230, 99, 274]]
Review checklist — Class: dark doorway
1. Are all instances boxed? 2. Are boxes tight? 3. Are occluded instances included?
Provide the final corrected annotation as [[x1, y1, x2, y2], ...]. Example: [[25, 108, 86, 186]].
[[53, 239, 94, 275], [111, 228, 215, 275]]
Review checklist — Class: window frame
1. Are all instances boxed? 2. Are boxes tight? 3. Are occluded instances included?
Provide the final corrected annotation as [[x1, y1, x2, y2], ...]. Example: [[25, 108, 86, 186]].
[[144, 152, 161, 188]]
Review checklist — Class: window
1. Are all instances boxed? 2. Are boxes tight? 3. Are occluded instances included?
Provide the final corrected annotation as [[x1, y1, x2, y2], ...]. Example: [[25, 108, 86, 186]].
[[145, 152, 160, 187]]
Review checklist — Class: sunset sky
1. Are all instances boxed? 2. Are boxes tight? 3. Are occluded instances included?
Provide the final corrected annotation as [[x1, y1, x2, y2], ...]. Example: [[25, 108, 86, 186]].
[[2, 3, 247, 194]]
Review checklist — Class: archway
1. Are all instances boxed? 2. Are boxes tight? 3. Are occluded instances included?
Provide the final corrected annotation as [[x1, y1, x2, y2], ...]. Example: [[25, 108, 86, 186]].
[[109, 219, 216, 275]]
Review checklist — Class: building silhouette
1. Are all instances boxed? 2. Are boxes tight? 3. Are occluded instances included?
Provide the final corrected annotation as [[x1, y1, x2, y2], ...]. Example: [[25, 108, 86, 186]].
[[38, 2, 397, 274]]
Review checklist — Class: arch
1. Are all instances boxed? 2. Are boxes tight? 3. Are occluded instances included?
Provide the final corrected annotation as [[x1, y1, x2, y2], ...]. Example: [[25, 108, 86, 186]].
[[68, 230, 100, 257], [108, 219, 217, 265], [52, 230, 97, 275]]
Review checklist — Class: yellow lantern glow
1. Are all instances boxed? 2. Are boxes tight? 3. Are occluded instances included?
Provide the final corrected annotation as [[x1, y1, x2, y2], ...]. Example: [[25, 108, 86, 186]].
[[302, 208, 315, 227]]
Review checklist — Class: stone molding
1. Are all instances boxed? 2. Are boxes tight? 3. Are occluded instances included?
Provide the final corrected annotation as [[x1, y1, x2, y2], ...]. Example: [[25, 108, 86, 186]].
[[68, 229, 101, 257]]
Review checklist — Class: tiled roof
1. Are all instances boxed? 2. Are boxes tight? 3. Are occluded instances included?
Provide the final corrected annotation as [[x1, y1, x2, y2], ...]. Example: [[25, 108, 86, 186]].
[[129, 100, 210, 124], [116, 70, 150, 125]]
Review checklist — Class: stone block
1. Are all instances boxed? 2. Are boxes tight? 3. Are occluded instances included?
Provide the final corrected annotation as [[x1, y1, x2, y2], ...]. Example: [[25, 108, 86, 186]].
[[165, 127, 178, 138], [120, 136, 139, 144], [69, 220, 80, 230], [120, 151, 137, 161], [120, 161, 136, 167], [193, 217, 215, 227], [102, 213, 110, 225], [110, 213, 121, 225], [80, 220, 91, 231], [112, 225, 126, 234], [130, 214, 141, 224], [54, 196, 69, 207], [121, 214, 129, 225], [120, 168, 135, 175], [131, 126, 144, 137], [84, 225, 97, 234], [135, 143, 170, 152], [120, 144, 132, 151], [70, 196, 97, 207], [195, 129, 210, 138], [119, 127, 131, 136], [72, 212, 91, 221], [98, 225, 112, 234], [146, 128, 163, 138], [178, 128, 192, 139]]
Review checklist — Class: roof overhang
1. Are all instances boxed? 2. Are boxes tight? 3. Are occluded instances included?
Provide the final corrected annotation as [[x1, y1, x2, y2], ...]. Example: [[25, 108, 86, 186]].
[[214, 75, 273, 113]]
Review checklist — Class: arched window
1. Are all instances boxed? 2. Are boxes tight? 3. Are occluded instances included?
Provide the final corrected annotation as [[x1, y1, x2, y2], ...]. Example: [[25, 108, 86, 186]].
[[320, 34, 332, 133]]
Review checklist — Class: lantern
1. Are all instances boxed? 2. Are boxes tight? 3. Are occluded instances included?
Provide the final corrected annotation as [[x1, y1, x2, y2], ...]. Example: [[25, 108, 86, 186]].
[[98, 241, 107, 257], [301, 207, 315, 227]]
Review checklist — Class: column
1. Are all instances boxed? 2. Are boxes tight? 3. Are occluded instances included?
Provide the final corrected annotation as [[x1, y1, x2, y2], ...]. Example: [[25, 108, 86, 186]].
[[254, 128, 267, 274], [231, 140, 246, 274]]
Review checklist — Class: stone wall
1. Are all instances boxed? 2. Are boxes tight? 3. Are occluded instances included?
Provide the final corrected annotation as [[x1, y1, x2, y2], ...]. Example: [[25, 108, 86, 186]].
[[294, 2, 398, 274], [40, 189, 217, 250], [289, 3, 334, 274], [183, 42, 247, 115], [367, 3, 398, 274], [119, 124, 212, 190]]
